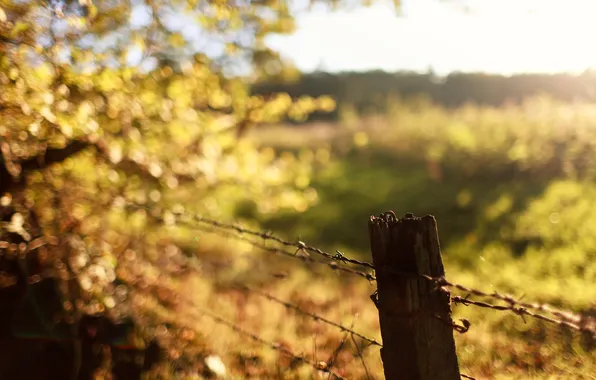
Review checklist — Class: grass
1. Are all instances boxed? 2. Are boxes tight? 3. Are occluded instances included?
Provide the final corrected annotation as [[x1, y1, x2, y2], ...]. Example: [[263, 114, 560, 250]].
[[222, 95, 596, 379], [100, 95, 596, 379]]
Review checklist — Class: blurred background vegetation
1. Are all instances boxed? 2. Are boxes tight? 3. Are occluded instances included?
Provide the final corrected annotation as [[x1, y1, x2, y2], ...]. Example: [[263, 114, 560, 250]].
[[1, 0, 596, 379]]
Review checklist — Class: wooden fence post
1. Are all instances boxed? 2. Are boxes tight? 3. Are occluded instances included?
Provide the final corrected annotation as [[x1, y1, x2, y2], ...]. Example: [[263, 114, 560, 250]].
[[368, 211, 461, 380]]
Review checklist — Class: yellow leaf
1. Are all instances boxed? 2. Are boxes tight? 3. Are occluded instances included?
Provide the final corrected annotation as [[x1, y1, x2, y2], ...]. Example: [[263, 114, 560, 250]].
[[10, 21, 30, 38], [215, 5, 231, 20], [168, 33, 186, 48]]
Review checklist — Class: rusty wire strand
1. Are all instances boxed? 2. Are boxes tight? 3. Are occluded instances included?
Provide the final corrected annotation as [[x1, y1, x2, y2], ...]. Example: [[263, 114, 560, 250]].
[[187, 214, 587, 333], [235, 283, 382, 348], [452, 295, 596, 337], [10, 203, 588, 352], [192, 223, 377, 281], [125, 201, 591, 336], [443, 280, 582, 324], [134, 208, 376, 282], [195, 306, 347, 380], [11, 205, 588, 341], [379, 269, 592, 336], [2, 201, 591, 379], [432, 313, 471, 334], [372, 265, 587, 332], [187, 212, 374, 269], [220, 230, 592, 337], [125, 202, 375, 270]]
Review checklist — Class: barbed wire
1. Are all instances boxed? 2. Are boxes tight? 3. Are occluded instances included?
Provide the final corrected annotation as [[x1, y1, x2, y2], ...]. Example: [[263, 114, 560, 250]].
[[231, 283, 476, 380], [196, 254, 479, 379], [374, 269, 592, 336], [172, 222, 480, 378], [124, 202, 592, 336], [5, 201, 594, 380], [452, 295, 595, 337], [115, 200, 375, 280], [187, 217, 589, 335], [191, 223, 377, 281], [4, 208, 591, 343], [194, 306, 347, 380], [381, 271, 587, 332], [443, 280, 582, 325], [190, 214, 374, 270], [202, 259, 479, 379], [234, 283, 383, 348], [125, 202, 376, 270]]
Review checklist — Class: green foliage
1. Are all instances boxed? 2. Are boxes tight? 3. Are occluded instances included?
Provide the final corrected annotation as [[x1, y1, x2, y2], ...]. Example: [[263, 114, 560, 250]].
[[367, 95, 596, 180], [253, 70, 596, 123], [3, 1, 594, 378], [254, 96, 596, 377], [0, 0, 379, 376], [259, 96, 596, 276]]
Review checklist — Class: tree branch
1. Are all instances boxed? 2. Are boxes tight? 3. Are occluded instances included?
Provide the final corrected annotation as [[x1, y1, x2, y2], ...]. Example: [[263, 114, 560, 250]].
[[19, 140, 91, 171], [1, 140, 91, 195], [20, 141, 91, 172]]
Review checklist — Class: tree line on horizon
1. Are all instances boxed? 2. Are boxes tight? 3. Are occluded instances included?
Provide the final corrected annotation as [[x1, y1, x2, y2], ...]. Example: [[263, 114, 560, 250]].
[[252, 70, 596, 122]]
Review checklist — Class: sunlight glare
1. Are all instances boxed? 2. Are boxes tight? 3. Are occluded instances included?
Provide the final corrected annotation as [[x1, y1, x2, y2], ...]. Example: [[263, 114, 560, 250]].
[[267, 0, 596, 75]]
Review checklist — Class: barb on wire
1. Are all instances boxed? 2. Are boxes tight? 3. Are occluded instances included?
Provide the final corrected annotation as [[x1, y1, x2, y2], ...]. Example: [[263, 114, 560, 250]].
[[433, 313, 471, 334], [125, 202, 375, 270], [375, 266, 584, 329], [440, 279, 584, 326], [234, 236, 376, 281], [372, 265, 592, 338], [195, 306, 347, 380], [452, 295, 596, 337], [165, 218, 377, 282], [236, 284, 382, 348], [123, 201, 592, 337]]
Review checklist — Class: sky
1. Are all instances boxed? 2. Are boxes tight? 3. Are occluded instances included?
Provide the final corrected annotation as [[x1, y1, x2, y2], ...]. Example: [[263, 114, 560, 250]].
[[266, 0, 596, 76]]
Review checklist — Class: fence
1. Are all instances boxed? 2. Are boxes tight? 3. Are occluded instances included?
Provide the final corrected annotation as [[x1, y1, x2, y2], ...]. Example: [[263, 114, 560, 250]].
[[1, 203, 596, 379]]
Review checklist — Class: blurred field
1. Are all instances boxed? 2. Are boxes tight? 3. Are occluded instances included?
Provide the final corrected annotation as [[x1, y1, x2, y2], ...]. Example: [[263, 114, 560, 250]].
[[6, 2, 596, 379], [241, 95, 596, 379]]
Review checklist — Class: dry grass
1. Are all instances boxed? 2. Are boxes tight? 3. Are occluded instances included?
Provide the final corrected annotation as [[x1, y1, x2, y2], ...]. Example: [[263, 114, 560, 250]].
[[121, 97, 596, 379]]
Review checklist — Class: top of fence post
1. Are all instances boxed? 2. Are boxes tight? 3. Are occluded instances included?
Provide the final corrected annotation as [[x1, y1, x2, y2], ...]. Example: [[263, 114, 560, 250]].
[[368, 211, 461, 380]]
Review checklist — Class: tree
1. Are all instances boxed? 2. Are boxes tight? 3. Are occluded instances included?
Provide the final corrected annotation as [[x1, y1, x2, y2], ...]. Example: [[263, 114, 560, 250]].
[[0, 0, 389, 377]]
